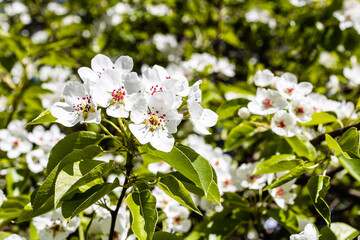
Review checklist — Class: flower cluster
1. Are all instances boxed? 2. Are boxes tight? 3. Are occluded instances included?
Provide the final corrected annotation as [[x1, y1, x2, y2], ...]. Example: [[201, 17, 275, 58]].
[[244, 69, 357, 137], [0, 120, 64, 173], [50, 54, 218, 152]]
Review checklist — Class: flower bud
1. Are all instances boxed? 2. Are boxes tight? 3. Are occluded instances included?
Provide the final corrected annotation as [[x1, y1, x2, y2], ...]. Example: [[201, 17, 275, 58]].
[[238, 107, 250, 119]]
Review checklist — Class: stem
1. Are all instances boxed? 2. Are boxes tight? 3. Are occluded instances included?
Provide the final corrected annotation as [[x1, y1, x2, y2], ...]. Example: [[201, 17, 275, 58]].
[[78, 212, 85, 240], [118, 118, 130, 139], [310, 122, 360, 146], [108, 140, 134, 240], [103, 118, 126, 139]]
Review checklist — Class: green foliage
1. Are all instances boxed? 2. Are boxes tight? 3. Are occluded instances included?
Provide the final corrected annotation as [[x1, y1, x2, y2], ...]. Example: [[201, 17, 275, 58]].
[[26, 109, 57, 126], [126, 190, 158, 240], [307, 176, 331, 225], [285, 135, 317, 161], [253, 154, 302, 174]]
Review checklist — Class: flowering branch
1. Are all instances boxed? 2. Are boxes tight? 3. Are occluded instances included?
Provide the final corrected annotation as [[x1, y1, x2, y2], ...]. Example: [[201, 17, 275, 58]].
[[310, 122, 360, 146]]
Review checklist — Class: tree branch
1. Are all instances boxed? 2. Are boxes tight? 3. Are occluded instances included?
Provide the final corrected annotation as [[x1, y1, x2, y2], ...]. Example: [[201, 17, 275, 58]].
[[310, 122, 360, 146]]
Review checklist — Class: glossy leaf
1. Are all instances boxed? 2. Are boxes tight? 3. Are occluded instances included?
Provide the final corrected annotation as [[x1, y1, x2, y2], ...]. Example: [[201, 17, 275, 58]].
[[158, 175, 201, 215], [338, 127, 359, 158], [126, 190, 158, 240], [338, 155, 360, 182], [47, 131, 103, 173], [330, 222, 359, 240], [62, 178, 120, 218], [307, 176, 331, 225], [26, 109, 57, 126], [253, 154, 302, 174], [285, 135, 317, 161], [267, 207, 299, 234], [153, 232, 183, 240], [301, 112, 337, 126], [225, 122, 255, 151]]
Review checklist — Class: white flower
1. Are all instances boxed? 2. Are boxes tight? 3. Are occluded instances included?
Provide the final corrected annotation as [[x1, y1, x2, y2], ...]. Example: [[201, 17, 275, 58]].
[[199, 198, 224, 216], [33, 209, 80, 240], [47, 2, 67, 15], [253, 69, 274, 87], [78, 54, 133, 89], [245, 8, 277, 28], [129, 91, 182, 152], [290, 219, 318, 240], [344, 57, 360, 87], [27, 125, 64, 151], [334, 0, 360, 34], [238, 107, 250, 119], [213, 58, 236, 77], [289, 0, 313, 7], [142, 65, 189, 98], [91, 69, 142, 118], [152, 186, 178, 210], [96, 204, 129, 240], [0, 120, 32, 159], [165, 205, 192, 233], [271, 110, 297, 137], [153, 33, 178, 53], [269, 173, 296, 210], [4, 234, 26, 240], [326, 75, 340, 96], [183, 53, 217, 73], [289, 96, 314, 123], [234, 162, 273, 190], [26, 149, 48, 173], [319, 52, 337, 69], [61, 15, 81, 26], [276, 73, 313, 99], [146, 4, 172, 16], [50, 82, 101, 127], [0, 189, 6, 207], [0, 96, 8, 112], [148, 161, 172, 174], [187, 80, 218, 135], [106, 3, 134, 25], [248, 88, 288, 115], [31, 30, 48, 44]]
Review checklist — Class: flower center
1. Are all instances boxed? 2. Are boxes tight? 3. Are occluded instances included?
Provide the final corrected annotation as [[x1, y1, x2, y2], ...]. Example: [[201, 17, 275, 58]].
[[110, 87, 126, 105], [73, 96, 95, 113], [277, 121, 286, 128], [276, 187, 285, 196], [286, 87, 295, 95], [249, 175, 260, 182], [149, 85, 164, 95], [223, 179, 232, 186], [173, 216, 182, 224], [263, 98, 272, 108], [144, 111, 166, 132], [296, 107, 304, 115], [12, 140, 19, 148], [49, 219, 65, 237]]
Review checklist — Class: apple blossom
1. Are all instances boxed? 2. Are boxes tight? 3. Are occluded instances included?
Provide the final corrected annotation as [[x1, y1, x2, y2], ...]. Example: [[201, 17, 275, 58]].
[[275, 73, 313, 99], [50, 82, 101, 127], [165, 205, 192, 233], [253, 69, 274, 87], [289, 219, 318, 240], [248, 88, 288, 115], [289, 96, 314, 123], [187, 80, 218, 135], [129, 91, 182, 152], [270, 110, 297, 137]]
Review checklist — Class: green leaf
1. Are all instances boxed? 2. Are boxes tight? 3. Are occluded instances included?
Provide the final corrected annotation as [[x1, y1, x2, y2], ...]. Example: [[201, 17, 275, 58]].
[[285, 135, 317, 161], [302, 112, 337, 126], [31, 145, 102, 213], [17, 195, 54, 223], [338, 155, 360, 182], [47, 131, 103, 173], [225, 122, 256, 151], [216, 99, 249, 121], [338, 127, 360, 158], [126, 190, 158, 240], [26, 109, 57, 125], [330, 222, 359, 240], [54, 159, 112, 207], [158, 175, 201, 215], [265, 164, 311, 190], [319, 226, 337, 240], [325, 134, 347, 156], [267, 208, 299, 234], [153, 232, 183, 240], [253, 154, 302, 174], [307, 176, 331, 225], [222, 192, 249, 208], [141, 144, 213, 194], [62, 178, 120, 218]]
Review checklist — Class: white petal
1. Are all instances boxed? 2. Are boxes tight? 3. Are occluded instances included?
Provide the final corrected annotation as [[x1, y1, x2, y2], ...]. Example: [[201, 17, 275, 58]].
[[91, 54, 113, 73], [124, 72, 142, 94], [281, 73, 298, 84], [114, 56, 133, 72], [78, 67, 97, 84], [199, 109, 218, 128], [106, 104, 129, 118], [91, 86, 111, 107], [297, 82, 313, 96], [51, 102, 81, 127], [63, 82, 87, 104], [129, 124, 151, 144], [150, 130, 174, 152]]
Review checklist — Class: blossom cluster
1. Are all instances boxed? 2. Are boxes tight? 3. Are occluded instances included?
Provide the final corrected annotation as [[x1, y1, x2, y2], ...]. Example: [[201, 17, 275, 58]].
[[242, 69, 357, 137], [50, 54, 218, 152], [0, 120, 64, 173]]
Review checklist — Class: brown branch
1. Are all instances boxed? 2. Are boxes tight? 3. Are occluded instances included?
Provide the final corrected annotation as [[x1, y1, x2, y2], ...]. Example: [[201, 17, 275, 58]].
[[310, 122, 360, 146]]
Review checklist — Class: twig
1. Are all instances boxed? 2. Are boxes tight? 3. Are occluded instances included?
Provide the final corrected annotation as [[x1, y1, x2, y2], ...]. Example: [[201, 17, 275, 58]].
[[310, 122, 360, 146]]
